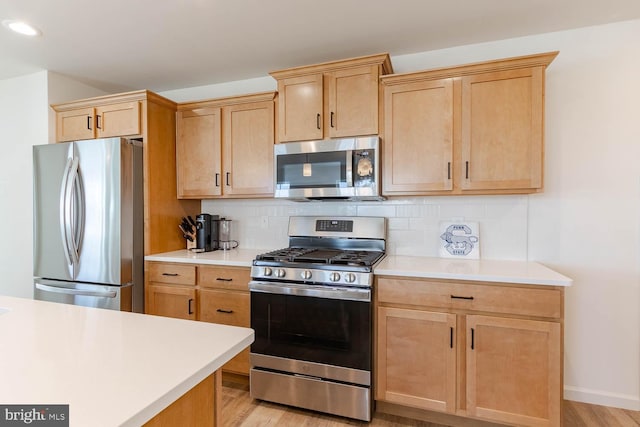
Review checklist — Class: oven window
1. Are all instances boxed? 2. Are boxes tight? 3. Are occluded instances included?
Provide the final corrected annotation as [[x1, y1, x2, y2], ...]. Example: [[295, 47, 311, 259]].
[[276, 151, 348, 189], [251, 292, 371, 371]]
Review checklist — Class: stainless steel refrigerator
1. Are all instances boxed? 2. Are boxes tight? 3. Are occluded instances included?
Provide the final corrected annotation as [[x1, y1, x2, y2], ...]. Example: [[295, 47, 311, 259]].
[[33, 137, 143, 312]]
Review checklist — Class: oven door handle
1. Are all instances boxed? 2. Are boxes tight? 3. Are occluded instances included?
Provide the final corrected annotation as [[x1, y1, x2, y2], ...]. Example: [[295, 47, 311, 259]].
[[249, 281, 371, 302]]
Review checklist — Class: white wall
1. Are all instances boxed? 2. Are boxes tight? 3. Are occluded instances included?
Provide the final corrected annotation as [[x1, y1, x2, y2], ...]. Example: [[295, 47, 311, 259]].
[[0, 72, 109, 298], [163, 20, 640, 410], [0, 72, 49, 298]]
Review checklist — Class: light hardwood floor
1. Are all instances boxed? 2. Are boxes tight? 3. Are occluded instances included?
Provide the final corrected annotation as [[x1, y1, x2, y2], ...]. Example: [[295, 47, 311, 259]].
[[221, 379, 640, 427]]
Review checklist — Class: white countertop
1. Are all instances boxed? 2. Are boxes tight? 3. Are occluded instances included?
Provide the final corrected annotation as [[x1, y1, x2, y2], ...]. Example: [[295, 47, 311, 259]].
[[145, 249, 572, 287], [0, 295, 254, 427], [145, 248, 264, 267], [374, 256, 572, 286]]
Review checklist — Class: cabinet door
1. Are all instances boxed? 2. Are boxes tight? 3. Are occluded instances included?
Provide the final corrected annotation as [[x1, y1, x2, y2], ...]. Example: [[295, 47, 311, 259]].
[[146, 284, 196, 320], [277, 74, 323, 142], [222, 100, 274, 196], [199, 289, 250, 374], [466, 315, 561, 427], [56, 108, 96, 142], [461, 67, 544, 191], [326, 65, 379, 138], [377, 306, 456, 413], [383, 79, 454, 194], [96, 101, 141, 138], [176, 107, 222, 198]]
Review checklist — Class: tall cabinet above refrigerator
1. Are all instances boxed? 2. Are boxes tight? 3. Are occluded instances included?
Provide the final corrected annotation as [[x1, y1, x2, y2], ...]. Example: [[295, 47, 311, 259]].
[[33, 137, 143, 312]]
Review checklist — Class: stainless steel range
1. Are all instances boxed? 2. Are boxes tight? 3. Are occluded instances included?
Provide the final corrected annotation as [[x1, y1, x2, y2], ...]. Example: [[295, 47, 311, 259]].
[[249, 216, 386, 421]]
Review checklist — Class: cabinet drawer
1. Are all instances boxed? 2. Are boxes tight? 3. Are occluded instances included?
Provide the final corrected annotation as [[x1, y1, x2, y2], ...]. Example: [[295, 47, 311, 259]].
[[148, 263, 196, 285], [198, 289, 249, 327], [377, 277, 562, 319], [199, 266, 250, 291]]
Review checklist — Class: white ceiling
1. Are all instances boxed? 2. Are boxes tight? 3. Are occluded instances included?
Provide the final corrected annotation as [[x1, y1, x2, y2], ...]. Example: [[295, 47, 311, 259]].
[[2, 0, 640, 93]]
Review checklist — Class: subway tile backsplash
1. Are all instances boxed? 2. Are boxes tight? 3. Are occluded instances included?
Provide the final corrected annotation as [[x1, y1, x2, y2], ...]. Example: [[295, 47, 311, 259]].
[[201, 196, 528, 260]]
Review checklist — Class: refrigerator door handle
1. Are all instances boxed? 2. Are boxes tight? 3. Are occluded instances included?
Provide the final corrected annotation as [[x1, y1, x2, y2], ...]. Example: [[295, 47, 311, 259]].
[[71, 158, 85, 264], [59, 157, 75, 268], [64, 156, 81, 268], [35, 283, 118, 298]]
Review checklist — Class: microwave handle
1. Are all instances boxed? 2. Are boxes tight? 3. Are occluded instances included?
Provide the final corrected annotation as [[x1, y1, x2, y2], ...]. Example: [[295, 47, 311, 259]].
[[346, 150, 353, 187]]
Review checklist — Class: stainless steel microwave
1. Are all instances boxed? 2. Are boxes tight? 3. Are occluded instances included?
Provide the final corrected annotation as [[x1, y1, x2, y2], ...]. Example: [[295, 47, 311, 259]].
[[274, 136, 381, 201]]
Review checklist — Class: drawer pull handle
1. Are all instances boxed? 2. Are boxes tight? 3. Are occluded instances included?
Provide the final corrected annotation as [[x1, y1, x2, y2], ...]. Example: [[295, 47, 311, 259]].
[[216, 277, 233, 282], [162, 273, 179, 277], [450, 327, 454, 349], [216, 309, 234, 314], [451, 295, 474, 300], [471, 328, 475, 350], [188, 298, 194, 315]]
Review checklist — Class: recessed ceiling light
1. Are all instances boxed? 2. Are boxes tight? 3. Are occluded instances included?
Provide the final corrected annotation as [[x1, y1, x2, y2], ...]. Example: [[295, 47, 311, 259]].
[[2, 19, 41, 36]]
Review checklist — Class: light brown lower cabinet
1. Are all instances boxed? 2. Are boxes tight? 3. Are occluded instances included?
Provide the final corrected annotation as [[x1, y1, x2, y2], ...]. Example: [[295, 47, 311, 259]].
[[376, 277, 563, 427], [145, 261, 251, 375], [143, 371, 220, 426]]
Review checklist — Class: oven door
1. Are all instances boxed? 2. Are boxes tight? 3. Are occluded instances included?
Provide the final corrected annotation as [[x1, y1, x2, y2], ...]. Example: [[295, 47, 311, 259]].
[[249, 281, 371, 374]]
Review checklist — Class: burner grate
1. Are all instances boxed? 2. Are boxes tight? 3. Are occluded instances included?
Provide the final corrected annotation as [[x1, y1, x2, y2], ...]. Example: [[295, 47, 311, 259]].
[[329, 250, 385, 267], [256, 248, 384, 267]]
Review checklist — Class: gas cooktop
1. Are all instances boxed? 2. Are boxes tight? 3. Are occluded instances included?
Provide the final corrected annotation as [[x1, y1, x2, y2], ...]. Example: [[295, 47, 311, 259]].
[[255, 247, 385, 267], [251, 216, 387, 287]]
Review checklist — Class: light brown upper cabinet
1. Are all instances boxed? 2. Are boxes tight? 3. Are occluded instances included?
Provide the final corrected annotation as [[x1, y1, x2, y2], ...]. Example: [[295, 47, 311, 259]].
[[55, 101, 141, 142], [177, 107, 222, 198], [176, 92, 275, 199], [381, 51, 558, 196], [270, 53, 393, 142], [383, 78, 454, 193], [52, 91, 200, 256]]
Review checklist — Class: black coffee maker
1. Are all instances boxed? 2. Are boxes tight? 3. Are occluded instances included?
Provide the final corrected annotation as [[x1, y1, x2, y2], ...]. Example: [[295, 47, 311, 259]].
[[195, 213, 220, 252]]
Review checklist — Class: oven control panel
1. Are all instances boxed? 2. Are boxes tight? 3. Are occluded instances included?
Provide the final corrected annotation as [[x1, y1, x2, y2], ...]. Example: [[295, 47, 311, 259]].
[[316, 220, 353, 233], [251, 266, 373, 287]]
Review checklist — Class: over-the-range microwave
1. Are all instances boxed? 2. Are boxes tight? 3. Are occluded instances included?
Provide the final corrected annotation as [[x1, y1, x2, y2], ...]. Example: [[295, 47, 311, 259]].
[[274, 136, 382, 201]]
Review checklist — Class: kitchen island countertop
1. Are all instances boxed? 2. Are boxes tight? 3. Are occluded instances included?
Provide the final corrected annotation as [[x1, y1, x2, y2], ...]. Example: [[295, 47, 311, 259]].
[[374, 255, 572, 286], [145, 248, 264, 267], [0, 295, 253, 426]]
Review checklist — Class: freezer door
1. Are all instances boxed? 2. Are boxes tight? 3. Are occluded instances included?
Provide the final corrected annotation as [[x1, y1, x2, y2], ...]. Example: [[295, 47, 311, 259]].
[[34, 279, 132, 311], [33, 138, 134, 285]]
